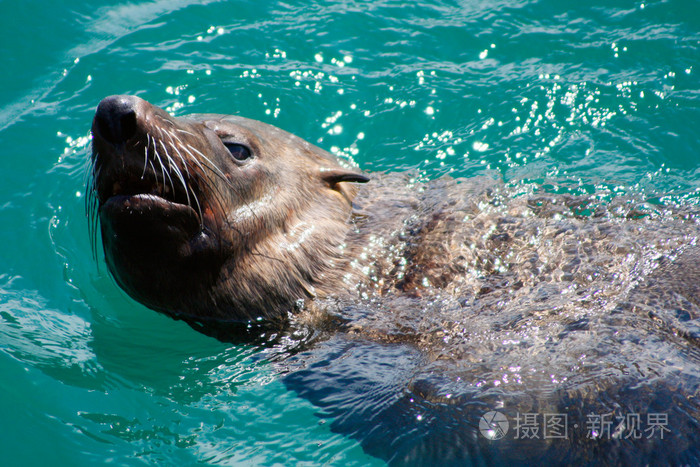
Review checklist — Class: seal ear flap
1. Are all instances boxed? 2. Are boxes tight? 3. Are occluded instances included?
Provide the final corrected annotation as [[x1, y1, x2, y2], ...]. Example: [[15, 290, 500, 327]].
[[319, 168, 370, 186]]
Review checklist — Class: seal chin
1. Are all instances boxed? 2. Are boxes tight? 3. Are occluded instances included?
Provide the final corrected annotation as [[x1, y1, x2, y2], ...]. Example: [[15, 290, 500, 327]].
[[98, 191, 221, 316]]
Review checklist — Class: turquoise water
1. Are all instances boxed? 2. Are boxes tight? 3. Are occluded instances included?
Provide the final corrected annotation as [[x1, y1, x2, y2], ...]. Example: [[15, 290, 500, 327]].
[[1, 0, 699, 465]]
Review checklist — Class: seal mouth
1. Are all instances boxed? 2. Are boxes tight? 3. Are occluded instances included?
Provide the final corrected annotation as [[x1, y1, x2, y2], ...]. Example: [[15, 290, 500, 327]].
[[97, 164, 204, 238], [93, 159, 205, 252], [101, 172, 197, 214]]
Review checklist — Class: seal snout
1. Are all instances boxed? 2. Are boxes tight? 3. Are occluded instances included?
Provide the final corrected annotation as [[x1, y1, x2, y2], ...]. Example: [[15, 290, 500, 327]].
[[93, 95, 140, 144]]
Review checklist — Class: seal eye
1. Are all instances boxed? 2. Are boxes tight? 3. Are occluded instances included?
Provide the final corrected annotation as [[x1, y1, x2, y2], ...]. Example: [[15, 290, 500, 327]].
[[224, 142, 252, 162]]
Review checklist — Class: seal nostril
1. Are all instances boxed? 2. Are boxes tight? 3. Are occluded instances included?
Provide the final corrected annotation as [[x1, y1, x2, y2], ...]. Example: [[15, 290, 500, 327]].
[[94, 95, 140, 144], [119, 110, 137, 141]]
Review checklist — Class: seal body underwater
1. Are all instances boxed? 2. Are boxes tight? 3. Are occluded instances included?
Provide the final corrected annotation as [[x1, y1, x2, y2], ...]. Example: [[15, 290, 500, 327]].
[[88, 95, 700, 464]]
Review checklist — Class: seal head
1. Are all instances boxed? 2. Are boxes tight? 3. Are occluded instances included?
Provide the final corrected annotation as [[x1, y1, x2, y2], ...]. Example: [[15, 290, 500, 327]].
[[90, 95, 368, 322]]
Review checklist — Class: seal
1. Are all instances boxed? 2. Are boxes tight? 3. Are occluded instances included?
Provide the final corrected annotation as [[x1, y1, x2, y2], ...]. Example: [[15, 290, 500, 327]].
[[89, 95, 369, 323], [87, 95, 700, 464]]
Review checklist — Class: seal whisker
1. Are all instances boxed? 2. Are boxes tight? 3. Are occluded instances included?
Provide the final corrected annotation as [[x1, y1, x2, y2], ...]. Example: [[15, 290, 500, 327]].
[[169, 132, 212, 177], [142, 145, 150, 179], [151, 137, 169, 190], [141, 135, 152, 179], [164, 137, 203, 221], [157, 132, 174, 175], [89, 203, 100, 260], [176, 140, 208, 173], [147, 135, 161, 184], [157, 135, 178, 198], [85, 150, 103, 262], [159, 131, 209, 227], [190, 186, 204, 228], [155, 125, 165, 140], [163, 130, 191, 178], [175, 128, 196, 137], [166, 148, 193, 209], [148, 158, 158, 184], [154, 114, 175, 127], [153, 136, 179, 199], [84, 149, 98, 211], [185, 144, 229, 182]]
